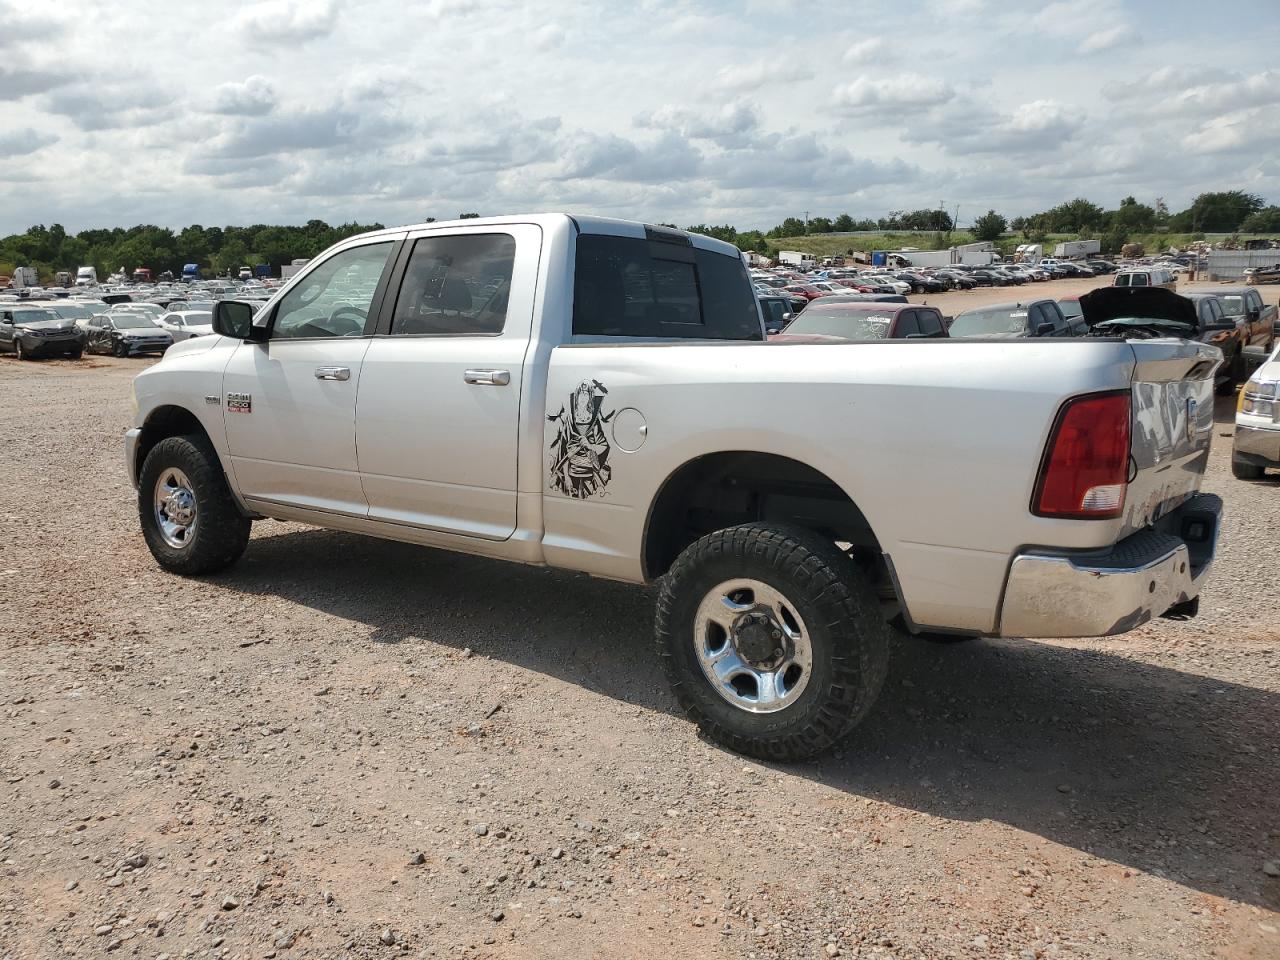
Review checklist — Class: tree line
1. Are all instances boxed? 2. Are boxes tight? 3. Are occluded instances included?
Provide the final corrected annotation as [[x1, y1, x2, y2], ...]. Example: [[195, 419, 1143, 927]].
[[3, 192, 1277, 282]]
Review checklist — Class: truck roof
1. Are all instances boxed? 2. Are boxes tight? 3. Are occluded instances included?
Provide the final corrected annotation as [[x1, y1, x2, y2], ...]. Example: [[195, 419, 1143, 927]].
[[351, 213, 744, 261]]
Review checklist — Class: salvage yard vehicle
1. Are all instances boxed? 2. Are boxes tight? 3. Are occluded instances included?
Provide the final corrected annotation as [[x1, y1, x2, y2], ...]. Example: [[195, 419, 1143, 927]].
[[125, 214, 1224, 762], [1114, 268, 1177, 290], [0, 305, 87, 359], [158, 310, 214, 341], [1233, 344, 1280, 479], [1197, 286, 1279, 340], [1185, 293, 1255, 394], [86, 313, 173, 356], [770, 301, 947, 341], [948, 299, 1078, 338], [1243, 264, 1280, 285], [756, 295, 794, 335]]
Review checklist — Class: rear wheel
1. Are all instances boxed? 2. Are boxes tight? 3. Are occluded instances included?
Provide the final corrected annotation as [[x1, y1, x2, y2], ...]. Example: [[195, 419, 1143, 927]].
[[1232, 454, 1265, 481], [656, 523, 891, 762], [138, 434, 251, 575]]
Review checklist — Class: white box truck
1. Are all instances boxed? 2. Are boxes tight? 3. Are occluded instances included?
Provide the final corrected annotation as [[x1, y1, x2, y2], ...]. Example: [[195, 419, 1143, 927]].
[[1053, 240, 1101, 259]]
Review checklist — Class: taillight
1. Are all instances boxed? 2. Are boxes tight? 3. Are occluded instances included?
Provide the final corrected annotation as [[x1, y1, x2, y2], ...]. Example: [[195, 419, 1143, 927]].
[[1033, 391, 1130, 519]]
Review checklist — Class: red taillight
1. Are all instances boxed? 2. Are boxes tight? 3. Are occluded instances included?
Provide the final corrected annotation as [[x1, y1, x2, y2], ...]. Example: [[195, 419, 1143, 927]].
[[1033, 392, 1131, 519]]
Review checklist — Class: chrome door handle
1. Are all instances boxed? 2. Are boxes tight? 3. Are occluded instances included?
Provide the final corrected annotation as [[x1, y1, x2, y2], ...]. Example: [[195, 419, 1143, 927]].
[[464, 369, 510, 386], [314, 366, 351, 381]]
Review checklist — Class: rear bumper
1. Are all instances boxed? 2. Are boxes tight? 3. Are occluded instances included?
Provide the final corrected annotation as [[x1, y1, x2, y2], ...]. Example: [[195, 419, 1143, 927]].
[[998, 493, 1222, 638], [1234, 423, 1280, 466]]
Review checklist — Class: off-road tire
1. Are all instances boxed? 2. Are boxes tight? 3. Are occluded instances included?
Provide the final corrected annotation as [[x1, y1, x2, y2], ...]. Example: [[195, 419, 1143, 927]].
[[139, 434, 251, 575], [1232, 454, 1265, 481], [656, 522, 891, 762]]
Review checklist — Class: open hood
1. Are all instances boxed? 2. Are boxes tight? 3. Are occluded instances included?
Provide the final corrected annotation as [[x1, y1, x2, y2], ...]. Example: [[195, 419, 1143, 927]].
[[1079, 286, 1197, 329]]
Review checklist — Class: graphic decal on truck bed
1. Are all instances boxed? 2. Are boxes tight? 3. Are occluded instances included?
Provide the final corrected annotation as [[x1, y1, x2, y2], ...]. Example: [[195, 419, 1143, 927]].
[[548, 379, 615, 498]]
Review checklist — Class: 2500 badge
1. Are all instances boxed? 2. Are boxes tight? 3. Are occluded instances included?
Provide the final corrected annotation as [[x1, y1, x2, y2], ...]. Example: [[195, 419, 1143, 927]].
[[226, 393, 252, 414]]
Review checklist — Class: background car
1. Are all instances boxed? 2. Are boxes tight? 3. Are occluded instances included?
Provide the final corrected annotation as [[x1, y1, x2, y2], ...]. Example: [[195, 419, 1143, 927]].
[[85, 314, 174, 357], [948, 300, 1076, 339], [1233, 344, 1280, 479], [0, 305, 87, 359], [770, 301, 948, 341], [158, 310, 214, 341], [1243, 264, 1280, 285], [756, 295, 795, 335]]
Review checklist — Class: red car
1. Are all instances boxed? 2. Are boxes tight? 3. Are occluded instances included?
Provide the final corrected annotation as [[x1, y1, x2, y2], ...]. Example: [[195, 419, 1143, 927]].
[[783, 283, 826, 301], [832, 278, 874, 293]]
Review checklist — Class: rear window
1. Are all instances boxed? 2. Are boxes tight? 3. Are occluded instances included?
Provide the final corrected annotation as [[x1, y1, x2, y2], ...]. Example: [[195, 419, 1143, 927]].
[[572, 234, 761, 340], [949, 307, 1030, 337], [785, 305, 894, 340], [1117, 273, 1149, 287]]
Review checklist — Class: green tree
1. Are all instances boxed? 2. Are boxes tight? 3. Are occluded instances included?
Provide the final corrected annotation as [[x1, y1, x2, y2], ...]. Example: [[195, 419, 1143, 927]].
[[972, 210, 1007, 242], [1172, 191, 1265, 232], [1241, 206, 1280, 232], [833, 213, 855, 232]]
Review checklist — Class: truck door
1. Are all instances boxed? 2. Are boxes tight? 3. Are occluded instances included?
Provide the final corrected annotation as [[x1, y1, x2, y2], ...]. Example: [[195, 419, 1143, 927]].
[[355, 224, 540, 541], [221, 236, 400, 516]]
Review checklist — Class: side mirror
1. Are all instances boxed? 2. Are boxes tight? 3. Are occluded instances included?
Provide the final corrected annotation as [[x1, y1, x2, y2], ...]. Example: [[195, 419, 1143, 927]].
[[1248, 308, 1261, 322], [1036, 322, 1056, 336], [212, 300, 264, 341]]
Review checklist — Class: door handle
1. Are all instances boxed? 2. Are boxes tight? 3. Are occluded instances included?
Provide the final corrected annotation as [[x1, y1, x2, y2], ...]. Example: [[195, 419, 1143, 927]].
[[314, 366, 351, 381], [464, 369, 511, 386]]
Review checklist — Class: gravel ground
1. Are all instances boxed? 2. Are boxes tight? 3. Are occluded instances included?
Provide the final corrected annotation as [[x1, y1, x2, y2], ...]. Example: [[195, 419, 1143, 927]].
[[0, 351, 1277, 960], [905, 275, 1272, 315]]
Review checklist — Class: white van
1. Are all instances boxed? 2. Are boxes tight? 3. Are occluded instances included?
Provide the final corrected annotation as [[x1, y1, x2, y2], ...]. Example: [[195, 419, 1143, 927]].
[[1113, 269, 1176, 291]]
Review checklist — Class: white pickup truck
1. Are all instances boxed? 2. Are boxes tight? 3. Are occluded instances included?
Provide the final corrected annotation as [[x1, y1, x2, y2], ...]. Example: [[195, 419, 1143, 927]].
[[126, 214, 1223, 761]]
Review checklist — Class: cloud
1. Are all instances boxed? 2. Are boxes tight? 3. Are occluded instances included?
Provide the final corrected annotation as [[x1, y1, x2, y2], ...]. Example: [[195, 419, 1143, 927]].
[[904, 98, 1084, 155], [207, 104, 396, 160], [0, 128, 57, 158], [636, 100, 759, 148], [210, 76, 277, 117], [533, 24, 565, 50], [712, 60, 812, 93], [45, 82, 176, 131], [1078, 25, 1125, 53], [842, 37, 885, 64], [0, 63, 76, 98], [831, 74, 955, 117], [233, 0, 338, 45], [553, 130, 702, 183]]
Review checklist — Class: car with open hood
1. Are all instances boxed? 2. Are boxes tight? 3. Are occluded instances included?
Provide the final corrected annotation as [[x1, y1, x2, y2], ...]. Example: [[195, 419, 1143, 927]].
[[1079, 287, 1238, 393]]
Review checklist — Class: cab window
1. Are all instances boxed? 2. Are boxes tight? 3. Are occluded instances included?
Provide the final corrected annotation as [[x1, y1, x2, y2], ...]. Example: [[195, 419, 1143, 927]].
[[271, 242, 394, 340], [389, 234, 516, 336]]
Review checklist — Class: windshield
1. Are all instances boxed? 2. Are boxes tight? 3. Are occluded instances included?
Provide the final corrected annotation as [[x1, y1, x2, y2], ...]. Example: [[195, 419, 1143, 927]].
[[52, 303, 92, 319], [949, 307, 1030, 337], [112, 316, 161, 329], [785, 307, 893, 340], [12, 309, 60, 323]]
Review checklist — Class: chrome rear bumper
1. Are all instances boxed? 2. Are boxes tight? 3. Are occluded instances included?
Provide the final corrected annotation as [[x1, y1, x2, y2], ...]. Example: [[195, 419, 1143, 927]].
[[999, 493, 1221, 638]]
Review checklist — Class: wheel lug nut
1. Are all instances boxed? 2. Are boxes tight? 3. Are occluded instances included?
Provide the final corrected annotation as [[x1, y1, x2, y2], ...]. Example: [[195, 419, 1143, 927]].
[[771, 629, 781, 640], [772, 648, 783, 658]]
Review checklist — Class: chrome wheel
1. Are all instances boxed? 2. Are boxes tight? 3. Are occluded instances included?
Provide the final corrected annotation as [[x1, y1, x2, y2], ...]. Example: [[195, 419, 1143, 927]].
[[153, 467, 197, 549], [693, 578, 813, 714]]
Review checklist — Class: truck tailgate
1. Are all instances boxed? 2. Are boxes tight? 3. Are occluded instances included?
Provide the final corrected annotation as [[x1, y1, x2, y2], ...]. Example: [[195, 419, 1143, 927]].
[[1122, 339, 1221, 538]]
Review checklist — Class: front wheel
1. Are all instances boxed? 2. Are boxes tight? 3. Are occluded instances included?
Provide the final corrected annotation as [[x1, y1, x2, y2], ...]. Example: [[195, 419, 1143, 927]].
[[656, 523, 891, 762], [113, 340, 128, 358], [138, 434, 251, 575], [14, 340, 28, 360]]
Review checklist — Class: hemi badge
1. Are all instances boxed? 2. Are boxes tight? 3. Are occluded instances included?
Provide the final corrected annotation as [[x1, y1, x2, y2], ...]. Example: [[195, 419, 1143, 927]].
[[227, 393, 252, 414], [204, 395, 220, 405]]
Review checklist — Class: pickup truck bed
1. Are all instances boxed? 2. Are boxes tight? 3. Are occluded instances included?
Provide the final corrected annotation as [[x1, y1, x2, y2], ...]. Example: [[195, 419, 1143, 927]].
[[124, 213, 1223, 761]]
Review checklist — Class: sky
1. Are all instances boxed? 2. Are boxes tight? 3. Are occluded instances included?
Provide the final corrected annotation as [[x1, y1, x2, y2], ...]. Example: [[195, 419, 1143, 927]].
[[2, 0, 1279, 235]]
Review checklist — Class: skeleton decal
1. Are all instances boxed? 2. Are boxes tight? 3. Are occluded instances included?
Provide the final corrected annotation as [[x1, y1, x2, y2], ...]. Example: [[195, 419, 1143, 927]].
[[547, 379, 616, 498]]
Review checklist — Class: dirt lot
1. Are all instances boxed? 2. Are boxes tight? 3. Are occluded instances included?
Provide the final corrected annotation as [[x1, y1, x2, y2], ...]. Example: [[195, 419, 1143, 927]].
[[0, 348, 1277, 960], [906, 275, 1266, 315]]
